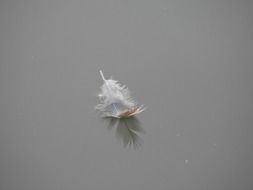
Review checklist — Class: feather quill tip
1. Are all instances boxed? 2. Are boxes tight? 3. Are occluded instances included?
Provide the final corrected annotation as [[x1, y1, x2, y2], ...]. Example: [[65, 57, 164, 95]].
[[116, 105, 146, 118], [96, 70, 146, 118]]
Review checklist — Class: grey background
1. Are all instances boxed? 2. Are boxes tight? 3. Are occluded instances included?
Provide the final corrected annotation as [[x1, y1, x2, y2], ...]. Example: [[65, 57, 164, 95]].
[[0, 0, 253, 189]]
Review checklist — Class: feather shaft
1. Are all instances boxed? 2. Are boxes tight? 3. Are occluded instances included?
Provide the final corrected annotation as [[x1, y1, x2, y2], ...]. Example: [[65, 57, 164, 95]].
[[99, 70, 106, 81], [99, 70, 119, 115]]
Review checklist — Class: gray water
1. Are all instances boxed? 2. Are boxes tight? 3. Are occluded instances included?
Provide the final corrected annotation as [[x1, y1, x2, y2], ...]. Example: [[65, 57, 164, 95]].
[[1, 1, 253, 190]]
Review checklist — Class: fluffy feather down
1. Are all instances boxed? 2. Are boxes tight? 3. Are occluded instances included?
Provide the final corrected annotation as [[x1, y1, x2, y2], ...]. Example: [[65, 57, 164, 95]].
[[96, 70, 145, 118]]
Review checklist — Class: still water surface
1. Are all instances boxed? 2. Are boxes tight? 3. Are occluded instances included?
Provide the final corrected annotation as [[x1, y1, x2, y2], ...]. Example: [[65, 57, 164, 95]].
[[0, 1, 253, 190]]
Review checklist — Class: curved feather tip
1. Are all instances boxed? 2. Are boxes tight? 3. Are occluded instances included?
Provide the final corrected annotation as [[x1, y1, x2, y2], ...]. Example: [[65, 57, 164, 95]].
[[96, 70, 145, 118]]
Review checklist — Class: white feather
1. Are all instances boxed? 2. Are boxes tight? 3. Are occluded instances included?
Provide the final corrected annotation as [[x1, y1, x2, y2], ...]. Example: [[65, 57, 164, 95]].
[[96, 70, 145, 118]]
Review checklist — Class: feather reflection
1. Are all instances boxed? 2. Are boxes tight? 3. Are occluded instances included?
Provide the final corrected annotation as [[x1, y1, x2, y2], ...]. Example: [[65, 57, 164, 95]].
[[103, 117, 144, 148]]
